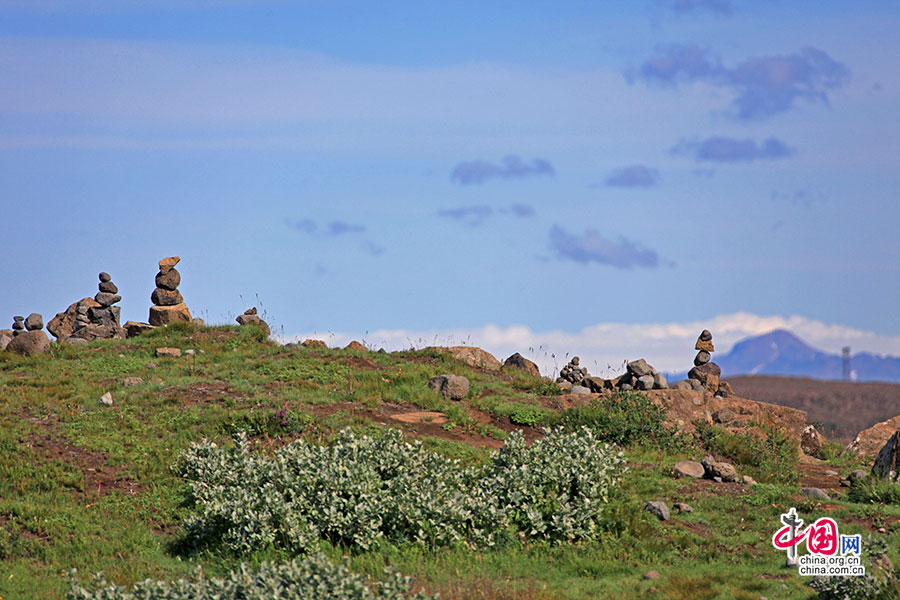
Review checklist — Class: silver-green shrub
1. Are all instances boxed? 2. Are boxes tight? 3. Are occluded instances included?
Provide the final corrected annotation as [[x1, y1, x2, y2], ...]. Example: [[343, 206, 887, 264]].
[[175, 427, 625, 554], [66, 553, 437, 600]]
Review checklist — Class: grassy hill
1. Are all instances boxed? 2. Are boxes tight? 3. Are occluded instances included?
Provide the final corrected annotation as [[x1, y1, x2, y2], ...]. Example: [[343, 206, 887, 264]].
[[1, 322, 898, 599]]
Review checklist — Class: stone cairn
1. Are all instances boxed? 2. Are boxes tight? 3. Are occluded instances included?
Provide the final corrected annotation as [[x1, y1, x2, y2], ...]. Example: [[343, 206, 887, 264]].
[[4, 313, 51, 355], [67, 272, 126, 341], [149, 256, 191, 326], [680, 329, 727, 395], [12, 315, 25, 337], [558, 356, 587, 386]]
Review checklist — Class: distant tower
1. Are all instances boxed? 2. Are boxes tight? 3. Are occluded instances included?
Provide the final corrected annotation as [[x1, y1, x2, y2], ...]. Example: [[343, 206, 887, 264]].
[[842, 347, 851, 381]]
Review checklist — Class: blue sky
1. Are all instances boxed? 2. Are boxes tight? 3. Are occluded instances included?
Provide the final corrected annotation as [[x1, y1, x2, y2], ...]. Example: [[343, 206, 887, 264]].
[[2, 0, 898, 373]]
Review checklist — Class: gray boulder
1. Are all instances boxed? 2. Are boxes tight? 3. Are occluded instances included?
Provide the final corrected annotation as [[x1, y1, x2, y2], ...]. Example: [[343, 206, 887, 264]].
[[703, 458, 738, 482], [7, 330, 51, 356], [503, 353, 541, 378], [653, 372, 668, 389], [627, 359, 654, 378], [673, 460, 705, 479], [801, 487, 830, 500], [872, 429, 900, 481], [635, 374, 655, 390], [24, 313, 43, 331], [644, 501, 670, 521], [570, 385, 591, 394], [428, 374, 470, 401]]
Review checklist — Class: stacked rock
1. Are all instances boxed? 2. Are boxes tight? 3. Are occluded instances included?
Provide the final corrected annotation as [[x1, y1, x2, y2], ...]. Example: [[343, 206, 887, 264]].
[[7, 313, 51, 355], [149, 256, 191, 326], [558, 357, 588, 386], [90, 272, 122, 326], [12, 315, 25, 337], [69, 273, 126, 340], [687, 329, 721, 393], [236, 307, 270, 337]]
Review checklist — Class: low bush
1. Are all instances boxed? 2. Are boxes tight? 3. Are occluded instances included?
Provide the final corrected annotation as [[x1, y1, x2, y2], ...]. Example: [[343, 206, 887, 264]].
[[694, 421, 798, 484], [848, 477, 900, 505], [811, 536, 900, 599], [560, 392, 685, 449], [66, 553, 437, 600], [174, 427, 626, 555]]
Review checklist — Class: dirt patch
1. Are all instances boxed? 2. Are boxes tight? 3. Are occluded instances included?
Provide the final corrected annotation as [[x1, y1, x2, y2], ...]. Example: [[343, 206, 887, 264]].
[[27, 414, 144, 497], [166, 381, 243, 405], [336, 355, 380, 371], [390, 411, 449, 425], [798, 461, 845, 491]]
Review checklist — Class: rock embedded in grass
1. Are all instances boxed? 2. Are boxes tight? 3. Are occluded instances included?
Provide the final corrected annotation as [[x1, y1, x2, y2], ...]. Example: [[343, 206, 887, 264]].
[[155, 347, 182, 358], [428, 374, 470, 400], [644, 501, 670, 521], [503, 352, 541, 378], [673, 460, 705, 479], [801, 487, 830, 500], [98, 392, 114, 407], [6, 330, 51, 355]]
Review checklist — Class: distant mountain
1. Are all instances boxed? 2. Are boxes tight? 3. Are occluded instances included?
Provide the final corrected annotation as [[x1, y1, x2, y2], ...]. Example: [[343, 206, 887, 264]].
[[669, 329, 900, 383]]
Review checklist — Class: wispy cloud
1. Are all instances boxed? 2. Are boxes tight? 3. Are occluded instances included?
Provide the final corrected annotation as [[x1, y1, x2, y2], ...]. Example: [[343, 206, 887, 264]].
[[289, 219, 366, 236], [633, 44, 850, 120], [285, 312, 900, 376], [548, 225, 660, 269], [436, 205, 493, 226], [672, 136, 794, 162], [450, 156, 554, 185], [507, 203, 536, 217], [327, 220, 366, 235], [605, 164, 660, 187]]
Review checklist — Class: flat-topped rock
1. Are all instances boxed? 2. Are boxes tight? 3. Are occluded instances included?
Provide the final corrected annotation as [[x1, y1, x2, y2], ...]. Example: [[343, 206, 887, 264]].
[[124, 321, 156, 338], [94, 292, 121, 307], [432, 346, 502, 372], [149, 303, 191, 326]]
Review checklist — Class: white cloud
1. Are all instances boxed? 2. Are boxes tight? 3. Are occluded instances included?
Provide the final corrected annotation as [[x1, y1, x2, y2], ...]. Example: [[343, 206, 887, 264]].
[[284, 312, 900, 379]]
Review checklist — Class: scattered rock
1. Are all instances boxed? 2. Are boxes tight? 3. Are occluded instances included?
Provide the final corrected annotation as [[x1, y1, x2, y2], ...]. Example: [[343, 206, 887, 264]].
[[742, 475, 757, 485], [703, 458, 737, 482], [7, 330, 51, 355], [149, 303, 192, 326], [503, 353, 541, 378], [801, 487, 830, 500], [801, 425, 826, 458], [824, 470, 839, 477], [673, 502, 694, 513], [345, 340, 367, 352], [155, 347, 182, 358], [673, 460, 705, 479], [570, 385, 591, 394], [712, 408, 735, 424], [644, 501, 670, 521], [98, 392, 114, 407], [643, 570, 661, 580], [627, 359, 655, 378], [63, 337, 88, 346], [184, 349, 195, 356], [24, 313, 43, 331], [302, 339, 327, 349], [123, 377, 144, 386], [235, 309, 270, 337], [847, 469, 867, 483], [124, 321, 156, 338], [145, 363, 157, 369], [428, 374, 470, 400]]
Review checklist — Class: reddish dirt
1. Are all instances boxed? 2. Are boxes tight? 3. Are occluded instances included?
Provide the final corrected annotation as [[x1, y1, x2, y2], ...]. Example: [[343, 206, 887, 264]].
[[26, 414, 144, 497], [798, 459, 845, 491], [727, 375, 900, 441], [166, 381, 244, 405], [336, 355, 380, 370]]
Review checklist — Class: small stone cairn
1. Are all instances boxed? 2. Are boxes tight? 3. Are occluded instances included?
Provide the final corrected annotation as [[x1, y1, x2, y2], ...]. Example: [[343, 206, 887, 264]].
[[236, 307, 270, 337], [558, 356, 587, 386], [149, 256, 191, 326], [673, 329, 727, 394], [69, 272, 126, 341], [5, 313, 51, 355], [12, 315, 25, 337]]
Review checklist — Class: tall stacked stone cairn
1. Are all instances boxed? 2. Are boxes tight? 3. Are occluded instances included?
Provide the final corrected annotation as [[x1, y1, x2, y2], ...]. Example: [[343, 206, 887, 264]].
[[69, 273, 126, 341], [149, 256, 191, 326], [6, 313, 51, 355], [685, 329, 724, 394]]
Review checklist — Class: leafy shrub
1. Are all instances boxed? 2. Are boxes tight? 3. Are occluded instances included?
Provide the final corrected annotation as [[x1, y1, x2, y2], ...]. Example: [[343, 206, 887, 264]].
[[694, 421, 798, 484], [811, 536, 900, 599], [848, 477, 900, 505], [223, 409, 316, 437], [560, 392, 685, 449], [174, 427, 626, 554], [66, 553, 437, 600]]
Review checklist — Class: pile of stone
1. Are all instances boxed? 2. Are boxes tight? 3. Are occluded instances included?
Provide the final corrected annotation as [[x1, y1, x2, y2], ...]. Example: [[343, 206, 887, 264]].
[[236, 307, 270, 337], [671, 330, 727, 394], [67, 273, 126, 341], [149, 256, 191, 326], [616, 359, 668, 391], [5, 313, 51, 355], [558, 357, 588, 386]]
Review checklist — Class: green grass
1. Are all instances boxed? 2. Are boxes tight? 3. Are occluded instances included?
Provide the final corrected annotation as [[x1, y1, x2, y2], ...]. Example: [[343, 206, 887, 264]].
[[1, 324, 899, 599]]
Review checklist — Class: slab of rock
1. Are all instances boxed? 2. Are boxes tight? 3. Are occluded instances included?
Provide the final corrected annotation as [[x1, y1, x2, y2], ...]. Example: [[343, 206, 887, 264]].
[[151, 288, 184, 306], [149, 303, 192, 326], [571, 385, 591, 394], [435, 346, 502, 372], [6, 330, 51, 356], [0, 329, 13, 351], [802, 487, 830, 500], [688, 362, 721, 393], [70, 324, 126, 341], [503, 352, 541, 378], [673, 502, 694, 513], [627, 359, 655, 378], [429, 374, 470, 400], [24, 313, 43, 331], [644, 501, 670, 521], [673, 460, 705, 479], [98, 392, 114, 407], [643, 570, 661, 580], [155, 347, 182, 358], [48, 298, 99, 339], [871, 429, 900, 481], [302, 339, 327, 349], [235, 312, 270, 337], [158, 256, 180, 274], [801, 425, 826, 458], [345, 340, 367, 352], [155, 268, 181, 291], [94, 292, 121, 307], [124, 321, 156, 338], [847, 415, 900, 460]]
